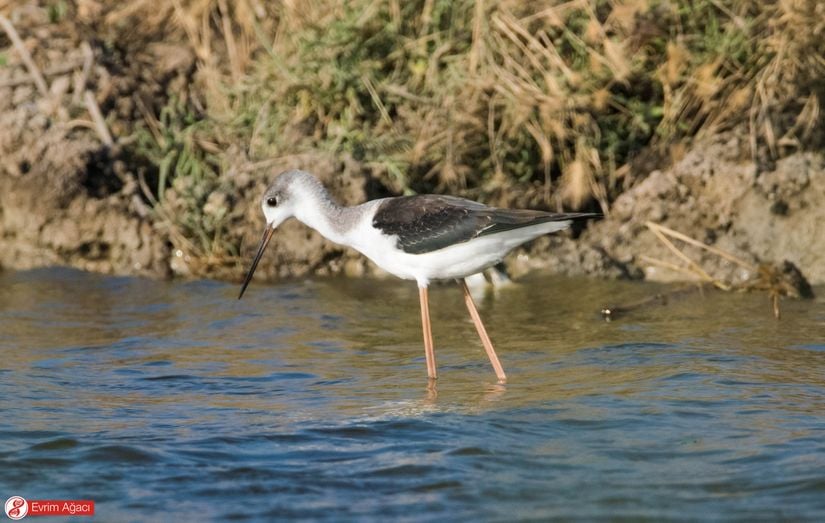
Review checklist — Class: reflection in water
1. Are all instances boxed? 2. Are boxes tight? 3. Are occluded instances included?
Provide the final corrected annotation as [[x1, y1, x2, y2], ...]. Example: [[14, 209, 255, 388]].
[[1, 268, 825, 520]]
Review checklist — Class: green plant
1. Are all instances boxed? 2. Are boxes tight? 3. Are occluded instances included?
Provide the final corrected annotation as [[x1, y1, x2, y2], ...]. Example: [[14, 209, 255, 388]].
[[133, 99, 236, 267]]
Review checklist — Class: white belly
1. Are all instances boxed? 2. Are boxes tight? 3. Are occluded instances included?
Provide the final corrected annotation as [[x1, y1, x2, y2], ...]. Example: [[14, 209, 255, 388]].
[[353, 220, 572, 286]]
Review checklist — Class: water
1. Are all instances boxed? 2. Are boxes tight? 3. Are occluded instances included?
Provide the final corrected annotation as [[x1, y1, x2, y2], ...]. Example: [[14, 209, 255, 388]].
[[2, 267, 825, 521]]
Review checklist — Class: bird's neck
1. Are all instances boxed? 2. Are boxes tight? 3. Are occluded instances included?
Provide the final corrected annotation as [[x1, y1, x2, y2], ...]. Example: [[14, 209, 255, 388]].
[[293, 185, 357, 246]]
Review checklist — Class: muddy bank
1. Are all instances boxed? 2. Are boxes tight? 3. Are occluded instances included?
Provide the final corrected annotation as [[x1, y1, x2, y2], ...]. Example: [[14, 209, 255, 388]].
[[578, 135, 825, 285], [0, 157, 170, 277], [3, 132, 824, 286], [0, 4, 177, 278]]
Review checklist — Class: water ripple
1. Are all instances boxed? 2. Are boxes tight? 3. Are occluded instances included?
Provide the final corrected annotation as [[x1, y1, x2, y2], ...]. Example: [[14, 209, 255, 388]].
[[1, 269, 824, 520]]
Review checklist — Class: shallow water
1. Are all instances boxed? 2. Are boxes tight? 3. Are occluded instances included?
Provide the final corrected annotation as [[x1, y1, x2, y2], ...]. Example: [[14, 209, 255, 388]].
[[1, 267, 825, 521]]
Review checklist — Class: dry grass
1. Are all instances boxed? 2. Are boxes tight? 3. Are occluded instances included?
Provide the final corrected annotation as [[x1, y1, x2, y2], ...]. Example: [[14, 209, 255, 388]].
[[254, 0, 654, 208], [655, 0, 825, 160], [190, 0, 823, 207], [103, 1, 823, 192]]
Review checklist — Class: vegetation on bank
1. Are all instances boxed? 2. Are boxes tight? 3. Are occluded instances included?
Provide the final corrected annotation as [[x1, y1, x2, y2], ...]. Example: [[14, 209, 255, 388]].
[[175, 2, 823, 172], [142, 0, 822, 204], [4, 1, 824, 272]]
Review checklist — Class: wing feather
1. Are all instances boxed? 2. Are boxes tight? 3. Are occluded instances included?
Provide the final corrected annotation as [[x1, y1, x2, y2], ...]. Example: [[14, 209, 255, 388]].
[[372, 195, 598, 255]]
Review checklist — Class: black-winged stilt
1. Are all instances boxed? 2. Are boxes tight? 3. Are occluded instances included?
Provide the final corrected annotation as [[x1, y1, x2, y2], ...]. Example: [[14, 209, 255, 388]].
[[238, 170, 599, 382]]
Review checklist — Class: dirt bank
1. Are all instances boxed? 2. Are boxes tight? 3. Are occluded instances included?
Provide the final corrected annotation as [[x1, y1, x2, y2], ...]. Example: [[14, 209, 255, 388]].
[[4, 130, 823, 287], [579, 135, 825, 285], [0, 4, 175, 277]]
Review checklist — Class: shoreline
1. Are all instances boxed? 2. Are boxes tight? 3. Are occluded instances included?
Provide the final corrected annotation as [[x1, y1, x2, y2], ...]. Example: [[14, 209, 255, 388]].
[[2, 138, 823, 288]]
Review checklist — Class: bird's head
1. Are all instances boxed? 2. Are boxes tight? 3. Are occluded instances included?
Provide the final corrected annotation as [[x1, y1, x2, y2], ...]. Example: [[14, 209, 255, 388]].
[[238, 170, 319, 299]]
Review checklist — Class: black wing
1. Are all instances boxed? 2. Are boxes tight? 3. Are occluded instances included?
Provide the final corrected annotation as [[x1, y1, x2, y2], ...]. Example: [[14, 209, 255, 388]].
[[372, 195, 598, 254]]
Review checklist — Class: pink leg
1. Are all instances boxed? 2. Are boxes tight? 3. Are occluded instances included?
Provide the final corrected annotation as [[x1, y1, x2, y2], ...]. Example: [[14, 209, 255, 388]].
[[461, 280, 507, 382], [419, 285, 437, 380]]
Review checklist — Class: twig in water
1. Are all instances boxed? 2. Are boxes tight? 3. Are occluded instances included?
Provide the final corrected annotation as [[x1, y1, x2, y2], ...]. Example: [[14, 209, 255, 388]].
[[601, 285, 704, 322], [643, 222, 814, 320]]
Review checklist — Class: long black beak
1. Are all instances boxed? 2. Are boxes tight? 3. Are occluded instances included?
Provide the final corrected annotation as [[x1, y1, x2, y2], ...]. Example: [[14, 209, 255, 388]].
[[238, 226, 275, 299]]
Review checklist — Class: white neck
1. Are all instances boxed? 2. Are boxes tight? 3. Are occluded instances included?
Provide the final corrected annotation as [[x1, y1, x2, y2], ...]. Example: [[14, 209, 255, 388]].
[[292, 185, 354, 246]]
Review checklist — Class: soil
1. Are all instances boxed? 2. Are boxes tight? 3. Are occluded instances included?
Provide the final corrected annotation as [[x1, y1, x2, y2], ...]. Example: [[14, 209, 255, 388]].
[[1, 4, 822, 288], [576, 135, 825, 286], [0, 3, 178, 278]]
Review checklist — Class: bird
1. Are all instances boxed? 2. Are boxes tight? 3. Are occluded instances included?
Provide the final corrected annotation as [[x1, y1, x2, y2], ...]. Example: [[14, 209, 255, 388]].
[[238, 170, 599, 382]]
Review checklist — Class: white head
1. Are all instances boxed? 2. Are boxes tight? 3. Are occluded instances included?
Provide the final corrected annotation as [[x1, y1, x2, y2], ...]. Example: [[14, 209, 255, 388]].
[[259, 169, 325, 229], [238, 170, 326, 299]]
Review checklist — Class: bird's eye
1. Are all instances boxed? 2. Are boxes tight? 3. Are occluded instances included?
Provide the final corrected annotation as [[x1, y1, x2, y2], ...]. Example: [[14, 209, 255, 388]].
[[266, 196, 278, 207]]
